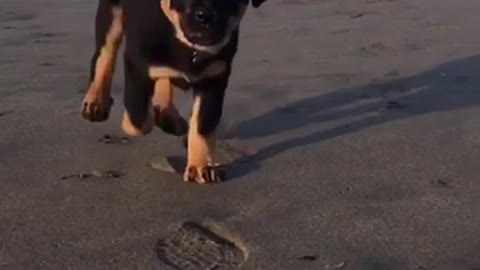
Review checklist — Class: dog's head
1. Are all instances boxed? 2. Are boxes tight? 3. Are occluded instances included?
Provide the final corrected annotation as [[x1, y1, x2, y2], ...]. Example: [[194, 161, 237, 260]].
[[161, 0, 268, 51]]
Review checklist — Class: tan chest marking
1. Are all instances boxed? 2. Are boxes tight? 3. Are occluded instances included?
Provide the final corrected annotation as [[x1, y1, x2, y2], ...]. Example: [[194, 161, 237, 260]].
[[148, 61, 227, 82]]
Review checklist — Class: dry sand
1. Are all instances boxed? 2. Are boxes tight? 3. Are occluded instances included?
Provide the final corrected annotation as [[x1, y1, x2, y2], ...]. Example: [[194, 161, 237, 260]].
[[1, 0, 480, 269]]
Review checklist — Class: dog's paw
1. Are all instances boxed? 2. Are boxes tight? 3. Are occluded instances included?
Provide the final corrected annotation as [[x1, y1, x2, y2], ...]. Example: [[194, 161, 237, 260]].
[[81, 89, 113, 122], [153, 106, 188, 136], [183, 164, 226, 184]]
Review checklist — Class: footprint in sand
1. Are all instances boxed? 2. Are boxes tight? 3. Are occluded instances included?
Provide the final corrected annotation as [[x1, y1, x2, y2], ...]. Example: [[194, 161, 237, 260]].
[[157, 222, 246, 270]]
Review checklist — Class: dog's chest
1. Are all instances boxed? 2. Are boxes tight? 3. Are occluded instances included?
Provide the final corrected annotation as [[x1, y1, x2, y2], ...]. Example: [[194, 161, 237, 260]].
[[148, 41, 228, 85], [173, 48, 216, 74], [169, 49, 224, 89], [129, 9, 237, 85], [171, 50, 219, 89]]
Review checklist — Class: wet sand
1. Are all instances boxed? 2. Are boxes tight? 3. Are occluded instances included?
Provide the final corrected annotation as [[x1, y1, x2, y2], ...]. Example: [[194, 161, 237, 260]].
[[1, 0, 479, 269]]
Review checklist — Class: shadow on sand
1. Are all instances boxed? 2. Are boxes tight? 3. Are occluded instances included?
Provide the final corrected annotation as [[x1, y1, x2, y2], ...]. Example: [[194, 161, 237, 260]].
[[229, 55, 480, 179]]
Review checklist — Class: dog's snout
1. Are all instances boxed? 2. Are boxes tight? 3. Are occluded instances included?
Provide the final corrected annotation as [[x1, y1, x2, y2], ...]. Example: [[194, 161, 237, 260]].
[[194, 9, 214, 25]]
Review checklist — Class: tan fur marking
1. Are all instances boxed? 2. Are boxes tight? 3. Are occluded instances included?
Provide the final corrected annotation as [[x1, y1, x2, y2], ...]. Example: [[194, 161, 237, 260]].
[[187, 96, 216, 168], [91, 7, 123, 92], [153, 79, 173, 108], [148, 66, 184, 80], [160, 0, 246, 53], [82, 7, 123, 121], [121, 110, 154, 137], [184, 131, 225, 181], [148, 61, 227, 82], [183, 96, 224, 183]]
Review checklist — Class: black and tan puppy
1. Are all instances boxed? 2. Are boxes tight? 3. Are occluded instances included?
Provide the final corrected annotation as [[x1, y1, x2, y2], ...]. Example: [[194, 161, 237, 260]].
[[81, 0, 268, 183]]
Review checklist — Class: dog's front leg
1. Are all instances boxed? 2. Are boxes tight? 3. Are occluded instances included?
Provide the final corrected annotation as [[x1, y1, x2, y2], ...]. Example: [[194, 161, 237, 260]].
[[184, 76, 229, 183], [82, 0, 123, 122]]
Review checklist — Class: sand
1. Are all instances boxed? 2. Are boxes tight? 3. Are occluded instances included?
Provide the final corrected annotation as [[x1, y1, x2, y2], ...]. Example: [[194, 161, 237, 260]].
[[1, 0, 479, 269]]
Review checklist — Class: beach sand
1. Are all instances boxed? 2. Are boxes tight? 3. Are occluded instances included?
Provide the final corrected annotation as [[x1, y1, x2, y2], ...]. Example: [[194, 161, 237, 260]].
[[1, 0, 479, 269]]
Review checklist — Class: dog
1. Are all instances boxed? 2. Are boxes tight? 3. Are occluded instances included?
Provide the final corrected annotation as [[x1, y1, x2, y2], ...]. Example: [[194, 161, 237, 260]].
[[81, 0, 268, 184]]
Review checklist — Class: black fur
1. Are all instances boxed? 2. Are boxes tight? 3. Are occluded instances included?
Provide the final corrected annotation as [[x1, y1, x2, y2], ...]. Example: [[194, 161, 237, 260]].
[[251, 0, 267, 8], [120, 0, 239, 83], [194, 68, 231, 135], [123, 56, 155, 129], [89, 0, 267, 136]]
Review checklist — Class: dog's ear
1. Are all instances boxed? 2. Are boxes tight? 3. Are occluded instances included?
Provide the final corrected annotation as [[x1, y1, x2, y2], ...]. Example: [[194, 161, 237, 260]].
[[251, 0, 267, 8]]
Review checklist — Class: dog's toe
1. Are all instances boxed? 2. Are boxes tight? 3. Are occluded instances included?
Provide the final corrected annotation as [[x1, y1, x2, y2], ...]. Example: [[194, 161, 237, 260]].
[[183, 164, 226, 184]]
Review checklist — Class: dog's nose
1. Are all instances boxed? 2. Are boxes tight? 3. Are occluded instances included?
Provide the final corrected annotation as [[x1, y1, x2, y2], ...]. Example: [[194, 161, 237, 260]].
[[194, 9, 214, 25]]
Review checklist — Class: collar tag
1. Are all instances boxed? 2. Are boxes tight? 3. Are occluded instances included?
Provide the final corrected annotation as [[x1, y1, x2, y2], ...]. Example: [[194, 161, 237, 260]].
[[192, 51, 199, 64]]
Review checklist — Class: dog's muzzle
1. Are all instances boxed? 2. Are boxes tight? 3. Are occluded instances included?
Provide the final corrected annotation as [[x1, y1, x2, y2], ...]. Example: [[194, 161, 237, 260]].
[[184, 7, 225, 46], [193, 8, 216, 28]]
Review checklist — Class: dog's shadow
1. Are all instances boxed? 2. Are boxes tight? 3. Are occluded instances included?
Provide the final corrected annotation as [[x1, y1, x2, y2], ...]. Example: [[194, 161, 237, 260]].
[[228, 55, 480, 179]]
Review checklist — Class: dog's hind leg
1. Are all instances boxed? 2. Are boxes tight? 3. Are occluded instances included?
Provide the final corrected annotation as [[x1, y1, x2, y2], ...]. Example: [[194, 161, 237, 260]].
[[121, 57, 155, 137], [81, 0, 123, 122], [152, 79, 188, 136]]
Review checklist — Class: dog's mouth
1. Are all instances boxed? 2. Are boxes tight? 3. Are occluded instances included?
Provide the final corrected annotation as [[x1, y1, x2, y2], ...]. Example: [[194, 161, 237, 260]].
[[184, 30, 224, 46]]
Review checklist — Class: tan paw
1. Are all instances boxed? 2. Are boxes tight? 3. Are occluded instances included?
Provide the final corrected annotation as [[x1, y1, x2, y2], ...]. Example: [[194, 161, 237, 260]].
[[121, 111, 154, 137], [81, 85, 113, 122], [183, 164, 226, 184]]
